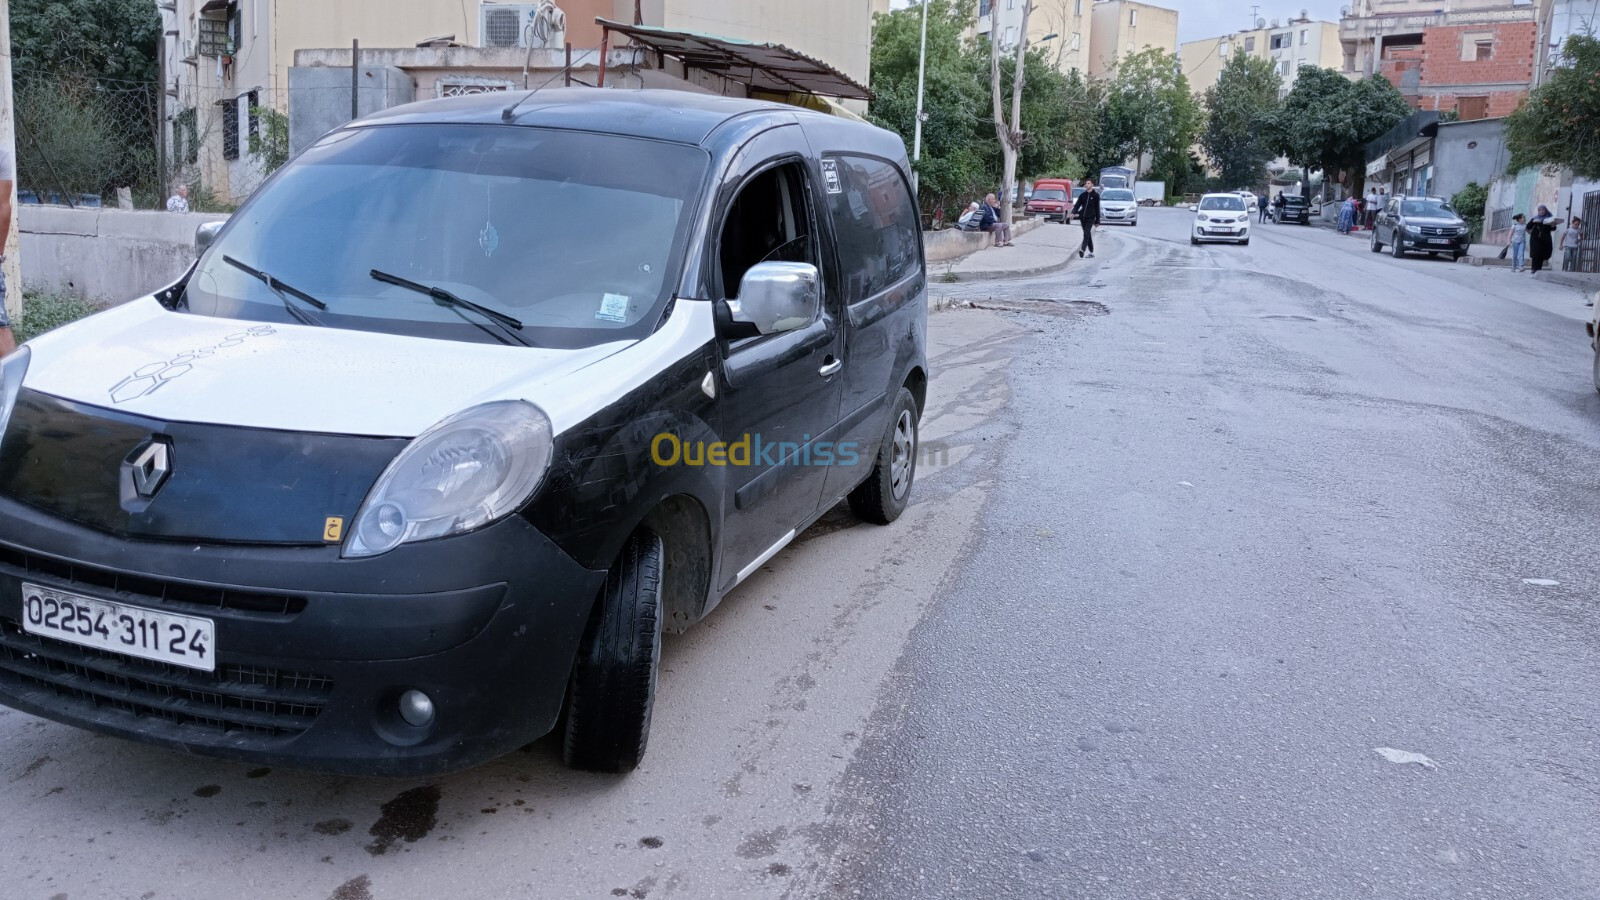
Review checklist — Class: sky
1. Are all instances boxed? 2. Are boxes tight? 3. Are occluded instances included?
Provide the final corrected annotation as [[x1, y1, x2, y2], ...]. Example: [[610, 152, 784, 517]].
[[887, 1, 1351, 45]]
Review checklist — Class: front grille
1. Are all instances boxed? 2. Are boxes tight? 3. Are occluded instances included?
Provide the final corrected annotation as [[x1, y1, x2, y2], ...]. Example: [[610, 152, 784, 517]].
[[0, 617, 332, 741], [1418, 226, 1458, 237], [0, 545, 307, 616]]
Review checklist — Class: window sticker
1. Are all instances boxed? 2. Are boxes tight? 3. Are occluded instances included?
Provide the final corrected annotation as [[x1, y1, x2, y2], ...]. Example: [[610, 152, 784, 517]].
[[821, 159, 842, 194], [597, 293, 630, 323]]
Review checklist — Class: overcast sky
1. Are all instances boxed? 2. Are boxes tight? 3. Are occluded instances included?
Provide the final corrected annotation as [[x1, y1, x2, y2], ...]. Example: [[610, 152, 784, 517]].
[[888, 1, 1352, 45]]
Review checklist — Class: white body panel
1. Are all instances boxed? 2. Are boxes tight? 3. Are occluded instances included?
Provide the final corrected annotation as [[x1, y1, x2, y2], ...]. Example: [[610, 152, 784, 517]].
[[23, 296, 716, 438]]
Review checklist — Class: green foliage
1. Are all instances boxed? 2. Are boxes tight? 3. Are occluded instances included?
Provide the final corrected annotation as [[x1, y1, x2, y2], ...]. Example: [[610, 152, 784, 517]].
[[15, 293, 102, 343], [13, 77, 142, 201], [1505, 34, 1600, 179], [1452, 181, 1488, 235], [1201, 53, 1283, 189], [1270, 68, 1410, 193], [1096, 48, 1203, 188], [249, 107, 291, 176], [10, 0, 162, 84]]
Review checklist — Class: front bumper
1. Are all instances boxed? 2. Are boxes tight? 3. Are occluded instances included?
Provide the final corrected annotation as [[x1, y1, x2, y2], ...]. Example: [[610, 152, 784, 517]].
[[1103, 209, 1137, 224], [0, 496, 606, 776], [1398, 232, 1470, 253], [1194, 224, 1249, 242]]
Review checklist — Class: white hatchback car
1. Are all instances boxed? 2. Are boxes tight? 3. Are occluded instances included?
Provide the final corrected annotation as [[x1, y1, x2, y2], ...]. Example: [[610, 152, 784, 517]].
[[1191, 193, 1251, 245]]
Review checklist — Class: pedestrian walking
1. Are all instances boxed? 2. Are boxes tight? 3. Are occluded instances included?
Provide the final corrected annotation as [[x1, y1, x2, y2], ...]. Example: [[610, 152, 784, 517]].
[[1258, 192, 1268, 224], [0, 147, 16, 357], [1273, 192, 1285, 222], [166, 184, 190, 213], [1509, 214, 1527, 272], [1561, 217, 1583, 271], [1527, 208, 1560, 275], [1071, 178, 1101, 259], [1365, 187, 1380, 229], [978, 193, 1013, 246]]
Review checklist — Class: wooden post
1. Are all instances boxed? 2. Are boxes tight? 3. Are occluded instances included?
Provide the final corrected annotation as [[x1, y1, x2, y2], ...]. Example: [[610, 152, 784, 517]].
[[598, 29, 610, 88], [566, 42, 573, 87]]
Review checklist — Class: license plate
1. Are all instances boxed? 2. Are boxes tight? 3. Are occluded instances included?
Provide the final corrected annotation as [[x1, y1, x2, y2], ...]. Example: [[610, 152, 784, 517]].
[[1428, 238, 1452, 244], [21, 583, 216, 671]]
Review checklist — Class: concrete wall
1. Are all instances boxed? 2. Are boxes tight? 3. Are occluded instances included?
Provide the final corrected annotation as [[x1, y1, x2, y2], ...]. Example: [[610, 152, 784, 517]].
[[923, 216, 1044, 263], [287, 65, 416, 154], [1430, 118, 1510, 203], [18, 208, 228, 305], [1088, 0, 1179, 78]]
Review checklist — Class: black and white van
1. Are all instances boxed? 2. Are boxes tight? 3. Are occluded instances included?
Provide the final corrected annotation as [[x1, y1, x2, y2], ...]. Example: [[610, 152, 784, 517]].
[[0, 89, 928, 775]]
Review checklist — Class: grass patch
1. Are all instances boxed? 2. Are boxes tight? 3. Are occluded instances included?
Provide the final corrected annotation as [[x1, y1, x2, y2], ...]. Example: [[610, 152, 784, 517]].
[[15, 293, 104, 343]]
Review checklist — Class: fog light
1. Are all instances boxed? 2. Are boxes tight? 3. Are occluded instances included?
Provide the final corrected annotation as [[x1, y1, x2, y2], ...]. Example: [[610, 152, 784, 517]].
[[398, 689, 435, 727]]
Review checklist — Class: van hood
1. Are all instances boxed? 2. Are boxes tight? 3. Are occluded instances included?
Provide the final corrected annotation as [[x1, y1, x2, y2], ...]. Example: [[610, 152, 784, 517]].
[[21, 297, 653, 438]]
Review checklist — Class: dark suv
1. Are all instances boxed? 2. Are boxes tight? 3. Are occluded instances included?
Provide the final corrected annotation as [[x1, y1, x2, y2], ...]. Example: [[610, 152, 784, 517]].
[[1370, 195, 1472, 260], [1274, 194, 1310, 225]]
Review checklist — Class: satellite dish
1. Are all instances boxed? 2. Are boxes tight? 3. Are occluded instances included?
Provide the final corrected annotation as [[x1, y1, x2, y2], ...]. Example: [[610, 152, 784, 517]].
[[1257, 17, 1267, 28], [1340, 5, 1350, 16]]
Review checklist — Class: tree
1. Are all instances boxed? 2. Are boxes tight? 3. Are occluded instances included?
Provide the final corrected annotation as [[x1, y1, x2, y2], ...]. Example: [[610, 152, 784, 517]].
[[11, 0, 161, 84], [1505, 34, 1600, 179], [1452, 181, 1488, 237], [869, 1, 993, 215], [1201, 53, 1283, 188], [989, 0, 1035, 224], [1270, 67, 1409, 196], [1099, 48, 1202, 183]]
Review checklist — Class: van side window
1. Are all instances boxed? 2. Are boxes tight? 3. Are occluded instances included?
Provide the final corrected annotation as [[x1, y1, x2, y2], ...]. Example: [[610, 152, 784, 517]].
[[823, 156, 919, 305], [719, 162, 814, 298]]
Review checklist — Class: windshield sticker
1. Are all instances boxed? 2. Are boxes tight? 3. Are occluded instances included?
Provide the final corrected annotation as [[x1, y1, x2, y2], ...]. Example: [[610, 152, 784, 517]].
[[821, 159, 842, 194], [596, 293, 630, 323], [109, 326, 277, 404]]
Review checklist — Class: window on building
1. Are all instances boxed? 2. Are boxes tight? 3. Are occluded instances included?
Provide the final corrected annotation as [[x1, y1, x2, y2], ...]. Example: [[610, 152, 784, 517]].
[[1300, 29, 1308, 45], [197, 16, 228, 56], [1129, 9, 1137, 26], [1221, 42, 1231, 57], [247, 90, 260, 140], [1003, 25, 1018, 47], [222, 98, 239, 161], [1457, 96, 1488, 120], [175, 107, 199, 165], [1279, 60, 1291, 75], [978, 0, 991, 16], [1245, 36, 1256, 52], [1074, 0, 1082, 14], [1007, 0, 1015, 9], [437, 79, 514, 98], [1271, 33, 1290, 50], [1462, 32, 1493, 61], [1070, 32, 1081, 50]]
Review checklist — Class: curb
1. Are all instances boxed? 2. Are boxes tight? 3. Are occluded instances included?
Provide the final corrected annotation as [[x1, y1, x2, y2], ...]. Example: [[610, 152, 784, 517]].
[[935, 253, 1077, 284]]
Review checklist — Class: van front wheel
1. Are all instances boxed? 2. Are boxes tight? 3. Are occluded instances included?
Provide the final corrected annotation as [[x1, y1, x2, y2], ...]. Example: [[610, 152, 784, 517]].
[[848, 388, 919, 525], [562, 531, 664, 773]]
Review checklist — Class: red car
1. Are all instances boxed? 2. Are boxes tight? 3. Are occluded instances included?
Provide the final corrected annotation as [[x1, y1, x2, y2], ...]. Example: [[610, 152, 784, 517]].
[[1026, 178, 1073, 223]]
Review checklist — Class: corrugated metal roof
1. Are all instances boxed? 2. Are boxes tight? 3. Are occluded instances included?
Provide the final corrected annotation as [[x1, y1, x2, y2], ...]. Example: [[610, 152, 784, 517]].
[[597, 18, 873, 102]]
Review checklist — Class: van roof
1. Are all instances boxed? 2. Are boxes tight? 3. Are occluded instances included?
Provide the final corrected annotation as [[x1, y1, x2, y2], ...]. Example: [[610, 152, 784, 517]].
[[354, 87, 893, 150]]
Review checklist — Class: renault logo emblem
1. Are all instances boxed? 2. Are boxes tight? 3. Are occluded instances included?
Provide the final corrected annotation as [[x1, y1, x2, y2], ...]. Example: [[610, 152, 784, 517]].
[[123, 439, 173, 501]]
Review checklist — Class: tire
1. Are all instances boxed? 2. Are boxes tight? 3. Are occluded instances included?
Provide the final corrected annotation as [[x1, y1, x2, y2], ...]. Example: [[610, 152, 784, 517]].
[[1391, 236, 1405, 259], [1452, 252, 1464, 262], [1190, 235, 1200, 245], [562, 531, 664, 773], [1370, 231, 1383, 253], [1241, 238, 1250, 246], [848, 387, 919, 525]]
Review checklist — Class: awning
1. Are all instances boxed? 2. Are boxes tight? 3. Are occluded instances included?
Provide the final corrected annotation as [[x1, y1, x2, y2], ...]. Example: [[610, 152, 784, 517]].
[[199, 0, 235, 11], [597, 18, 873, 101]]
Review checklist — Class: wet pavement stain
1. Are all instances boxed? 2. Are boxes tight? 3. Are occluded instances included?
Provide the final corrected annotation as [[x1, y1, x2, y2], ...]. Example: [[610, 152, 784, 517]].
[[328, 874, 372, 900], [314, 818, 353, 836], [736, 826, 788, 859], [13, 754, 52, 781], [193, 785, 222, 798], [639, 836, 664, 849], [365, 784, 440, 855], [245, 767, 272, 779]]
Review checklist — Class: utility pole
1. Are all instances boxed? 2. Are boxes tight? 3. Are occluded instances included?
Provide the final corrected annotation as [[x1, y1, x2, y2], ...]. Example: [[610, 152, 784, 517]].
[[0, 0, 21, 326], [911, 0, 928, 196], [351, 40, 360, 120]]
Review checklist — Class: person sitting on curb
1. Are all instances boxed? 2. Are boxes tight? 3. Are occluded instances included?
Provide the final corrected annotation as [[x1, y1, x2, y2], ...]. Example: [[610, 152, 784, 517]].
[[957, 201, 982, 232], [978, 193, 1014, 247]]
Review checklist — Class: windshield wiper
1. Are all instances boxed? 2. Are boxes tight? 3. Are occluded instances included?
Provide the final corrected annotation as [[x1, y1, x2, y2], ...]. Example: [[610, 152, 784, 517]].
[[369, 269, 531, 347], [222, 256, 327, 327]]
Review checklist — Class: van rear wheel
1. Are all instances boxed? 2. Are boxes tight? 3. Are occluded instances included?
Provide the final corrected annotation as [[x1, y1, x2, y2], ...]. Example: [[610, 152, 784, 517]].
[[562, 531, 664, 773], [848, 388, 919, 525]]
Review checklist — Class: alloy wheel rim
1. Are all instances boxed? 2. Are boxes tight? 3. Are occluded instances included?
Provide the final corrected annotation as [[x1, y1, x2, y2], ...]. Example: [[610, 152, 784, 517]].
[[889, 410, 915, 501]]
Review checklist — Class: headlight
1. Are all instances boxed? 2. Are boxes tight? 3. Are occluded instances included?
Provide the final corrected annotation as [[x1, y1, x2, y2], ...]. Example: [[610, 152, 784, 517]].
[[344, 400, 554, 558], [1198, 215, 1210, 222], [0, 347, 32, 444]]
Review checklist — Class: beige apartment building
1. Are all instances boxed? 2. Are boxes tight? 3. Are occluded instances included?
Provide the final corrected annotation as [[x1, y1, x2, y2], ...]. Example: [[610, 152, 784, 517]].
[[1181, 15, 1343, 98], [162, 0, 886, 203], [1087, 0, 1178, 78], [974, 0, 1096, 75]]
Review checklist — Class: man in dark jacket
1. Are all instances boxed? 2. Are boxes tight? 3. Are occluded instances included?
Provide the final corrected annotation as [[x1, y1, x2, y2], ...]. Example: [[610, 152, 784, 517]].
[[1071, 179, 1100, 258]]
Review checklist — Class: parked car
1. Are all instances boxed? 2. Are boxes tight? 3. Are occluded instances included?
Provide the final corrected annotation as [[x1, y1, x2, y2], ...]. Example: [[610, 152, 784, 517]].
[[1275, 194, 1311, 225], [1026, 178, 1073, 222], [1370, 195, 1471, 260], [1100, 188, 1139, 226], [0, 89, 929, 777], [1590, 296, 1600, 395], [1190, 193, 1251, 245]]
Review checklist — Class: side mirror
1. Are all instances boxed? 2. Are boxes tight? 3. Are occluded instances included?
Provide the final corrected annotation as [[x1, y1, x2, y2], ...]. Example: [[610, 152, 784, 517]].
[[725, 262, 819, 335], [195, 221, 224, 256]]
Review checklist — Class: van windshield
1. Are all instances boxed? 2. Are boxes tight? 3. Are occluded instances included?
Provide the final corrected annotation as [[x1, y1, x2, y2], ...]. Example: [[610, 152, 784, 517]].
[[1033, 189, 1066, 201], [1200, 196, 1245, 211], [183, 125, 709, 349]]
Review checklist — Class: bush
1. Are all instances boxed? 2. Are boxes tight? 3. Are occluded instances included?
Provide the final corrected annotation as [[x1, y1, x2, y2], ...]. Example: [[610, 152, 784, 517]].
[[1452, 181, 1488, 238], [15, 293, 102, 343]]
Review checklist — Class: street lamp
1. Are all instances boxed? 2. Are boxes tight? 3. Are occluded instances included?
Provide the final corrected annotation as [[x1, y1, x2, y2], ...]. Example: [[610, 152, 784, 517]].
[[912, 0, 929, 195]]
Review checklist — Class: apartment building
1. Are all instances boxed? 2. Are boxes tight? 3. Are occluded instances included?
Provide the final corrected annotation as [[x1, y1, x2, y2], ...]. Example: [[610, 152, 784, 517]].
[[1181, 15, 1343, 98], [1087, 0, 1179, 78], [162, 0, 886, 203], [975, 0, 1095, 75]]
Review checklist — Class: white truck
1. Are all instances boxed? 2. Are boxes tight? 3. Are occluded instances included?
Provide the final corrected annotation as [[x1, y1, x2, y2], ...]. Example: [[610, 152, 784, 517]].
[[1134, 181, 1165, 207]]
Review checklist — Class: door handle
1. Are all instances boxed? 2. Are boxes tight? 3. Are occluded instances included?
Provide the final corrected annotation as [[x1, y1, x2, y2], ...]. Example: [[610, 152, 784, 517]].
[[819, 357, 843, 378]]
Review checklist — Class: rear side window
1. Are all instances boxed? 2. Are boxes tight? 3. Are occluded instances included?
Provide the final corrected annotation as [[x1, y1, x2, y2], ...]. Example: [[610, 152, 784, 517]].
[[822, 155, 920, 304]]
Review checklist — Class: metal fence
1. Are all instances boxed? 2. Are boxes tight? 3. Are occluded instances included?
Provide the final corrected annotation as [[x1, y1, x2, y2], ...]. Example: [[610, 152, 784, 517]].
[[1574, 189, 1600, 274], [13, 57, 288, 212], [1489, 206, 1514, 233]]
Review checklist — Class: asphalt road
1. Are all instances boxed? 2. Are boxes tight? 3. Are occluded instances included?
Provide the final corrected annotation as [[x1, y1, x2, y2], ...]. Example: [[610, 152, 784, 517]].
[[3, 208, 1598, 900]]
